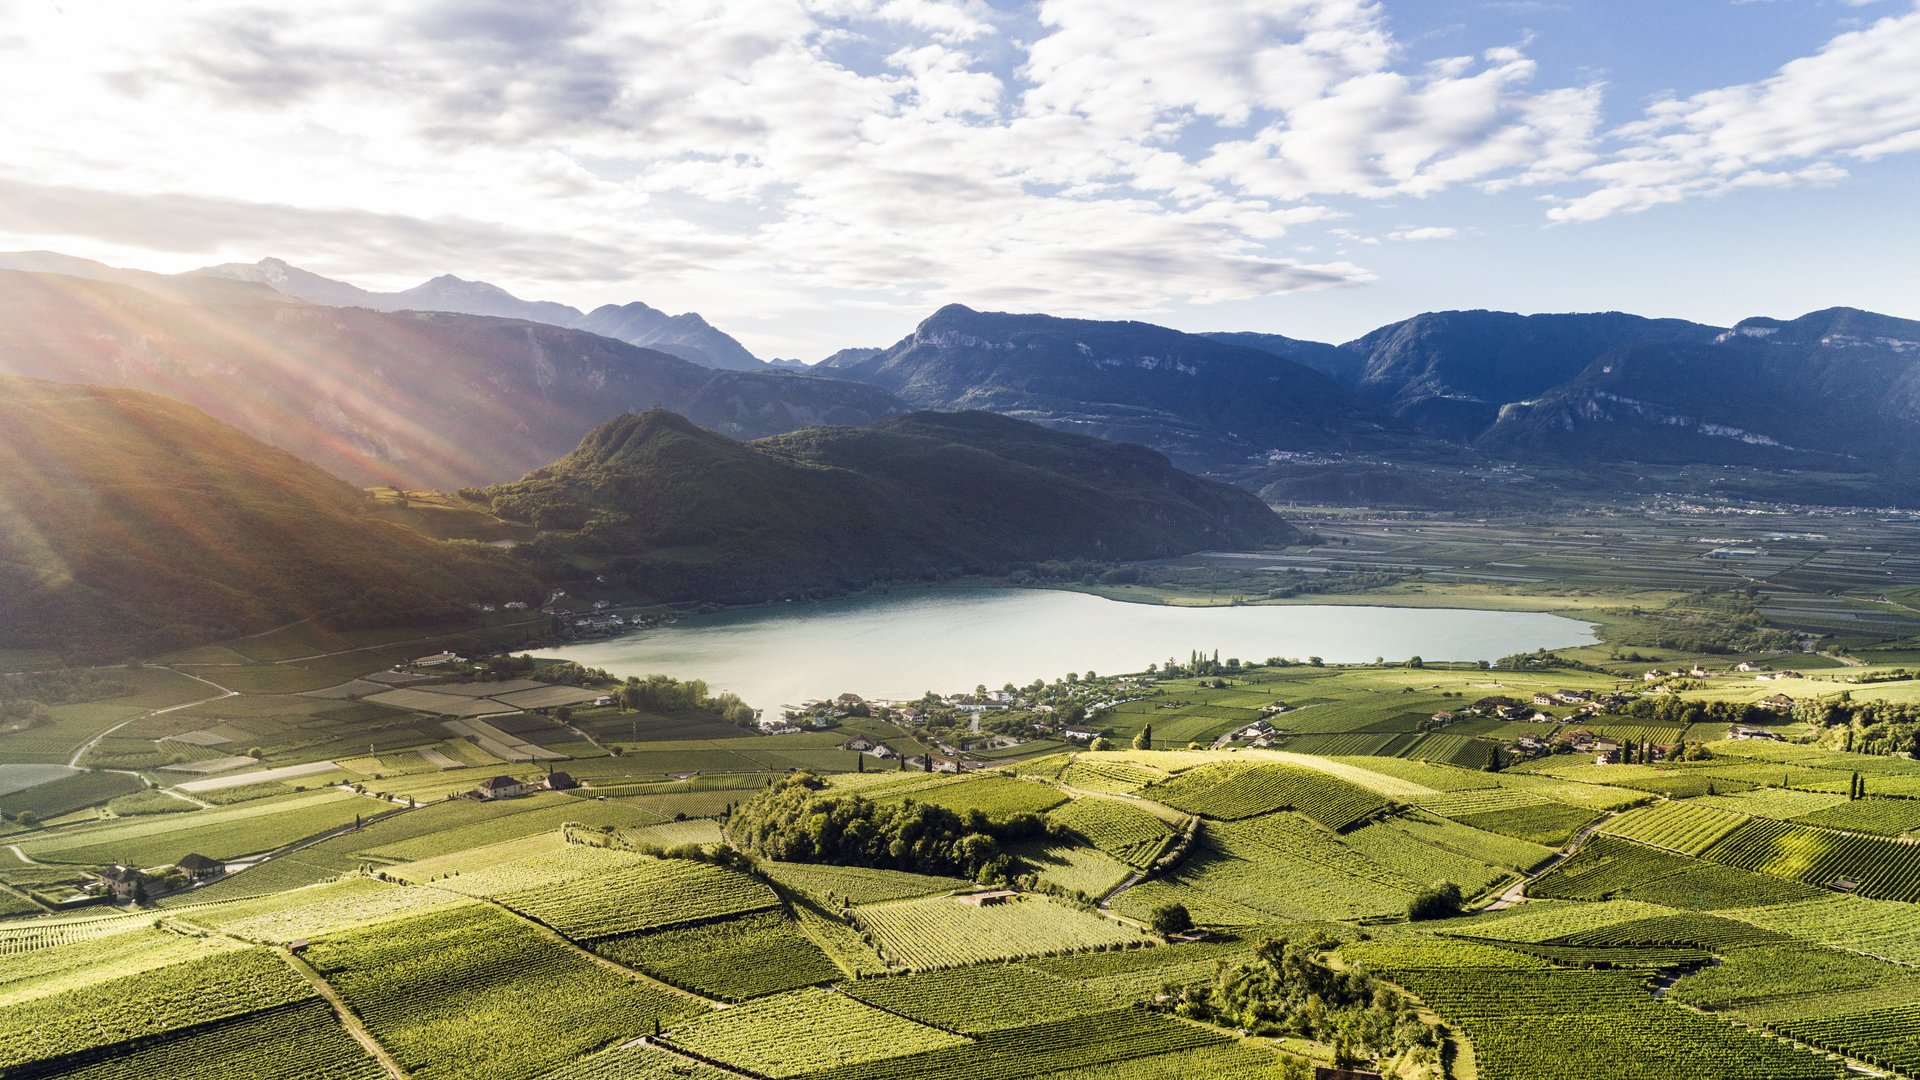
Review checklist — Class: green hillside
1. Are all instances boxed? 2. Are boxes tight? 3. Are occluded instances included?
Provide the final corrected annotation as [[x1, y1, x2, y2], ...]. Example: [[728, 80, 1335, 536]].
[[487, 409, 1296, 603], [0, 377, 536, 657]]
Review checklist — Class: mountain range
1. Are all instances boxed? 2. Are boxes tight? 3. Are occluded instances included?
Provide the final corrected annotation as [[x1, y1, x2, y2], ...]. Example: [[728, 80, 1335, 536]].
[[0, 267, 903, 488], [7, 248, 1920, 503], [820, 303, 1920, 487], [193, 257, 765, 371], [488, 409, 1294, 604]]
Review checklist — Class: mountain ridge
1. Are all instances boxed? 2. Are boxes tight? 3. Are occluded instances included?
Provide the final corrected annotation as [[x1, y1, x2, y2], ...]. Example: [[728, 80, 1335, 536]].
[[0, 268, 904, 489], [189, 257, 763, 371], [490, 407, 1296, 603]]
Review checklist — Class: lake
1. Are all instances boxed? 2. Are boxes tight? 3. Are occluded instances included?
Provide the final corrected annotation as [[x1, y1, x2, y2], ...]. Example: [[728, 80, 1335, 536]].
[[544, 588, 1596, 712]]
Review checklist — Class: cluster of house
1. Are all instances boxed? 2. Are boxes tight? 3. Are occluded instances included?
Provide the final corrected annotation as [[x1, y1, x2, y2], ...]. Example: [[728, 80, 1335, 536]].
[[471, 772, 577, 800], [1640, 663, 1804, 681], [91, 852, 224, 904], [839, 734, 897, 759]]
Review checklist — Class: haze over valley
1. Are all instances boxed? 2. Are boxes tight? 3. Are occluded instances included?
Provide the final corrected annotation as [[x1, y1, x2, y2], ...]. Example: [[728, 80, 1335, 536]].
[[6, 4, 1920, 1079]]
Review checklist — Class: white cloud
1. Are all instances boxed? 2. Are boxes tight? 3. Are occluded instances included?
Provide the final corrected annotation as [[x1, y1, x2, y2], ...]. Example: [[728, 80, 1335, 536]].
[[20, 0, 1909, 352], [1388, 226, 1459, 240], [1550, 5, 1920, 222]]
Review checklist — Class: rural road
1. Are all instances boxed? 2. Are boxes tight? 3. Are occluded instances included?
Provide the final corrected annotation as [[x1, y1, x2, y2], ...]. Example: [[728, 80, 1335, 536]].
[[1485, 814, 1614, 911], [66, 669, 237, 768]]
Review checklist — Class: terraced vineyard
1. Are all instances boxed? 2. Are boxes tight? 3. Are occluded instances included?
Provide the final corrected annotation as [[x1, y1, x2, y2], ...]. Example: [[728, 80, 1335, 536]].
[[495, 856, 780, 938], [21, 644, 1920, 1080], [1046, 796, 1179, 868], [1700, 817, 1920, 900], [303, 904, 702, 1079], [1143, 761, 1392, 829]]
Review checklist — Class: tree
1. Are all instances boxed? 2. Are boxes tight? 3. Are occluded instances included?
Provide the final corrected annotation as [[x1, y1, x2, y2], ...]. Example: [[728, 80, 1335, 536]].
[[1089, 736, 1113, 751], [15, 810, 39, 828], [1406, 656, 1424, 669], [1407, 881, 1464, 921], [1133, 724, 1153, 751], [1149, 902, 1193, 936]]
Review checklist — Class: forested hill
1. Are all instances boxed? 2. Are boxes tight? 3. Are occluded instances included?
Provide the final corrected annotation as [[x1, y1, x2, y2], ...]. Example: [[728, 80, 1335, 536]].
[[488, 409, 1296, 602], [0, 377, 536, 658]]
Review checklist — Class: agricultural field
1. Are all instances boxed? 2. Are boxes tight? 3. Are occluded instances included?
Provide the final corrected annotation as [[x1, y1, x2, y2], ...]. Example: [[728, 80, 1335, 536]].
[[302, 903, 701, 1080], [1047, 796, 1179, 867], [659, 987, 968, 1077], [590, 909, 841, 1000], [852, 893, 1147, 969], [26, 595, 1920, 1080], [16, 789, 373, 866]]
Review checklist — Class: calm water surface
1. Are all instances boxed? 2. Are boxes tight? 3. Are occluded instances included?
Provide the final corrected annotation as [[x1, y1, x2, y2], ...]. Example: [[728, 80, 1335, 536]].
[[545, 588, 1595, 711]]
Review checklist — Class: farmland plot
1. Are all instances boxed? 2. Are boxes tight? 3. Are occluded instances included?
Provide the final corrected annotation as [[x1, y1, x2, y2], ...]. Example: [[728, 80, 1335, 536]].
[[853, 893, 1146, 969], [659, 987, 967, 1077], [305, 904, 701, 1080]]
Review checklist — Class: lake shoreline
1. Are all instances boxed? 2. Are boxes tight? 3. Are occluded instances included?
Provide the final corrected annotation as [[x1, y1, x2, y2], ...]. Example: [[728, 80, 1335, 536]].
[[543, 586, 1598, 712]]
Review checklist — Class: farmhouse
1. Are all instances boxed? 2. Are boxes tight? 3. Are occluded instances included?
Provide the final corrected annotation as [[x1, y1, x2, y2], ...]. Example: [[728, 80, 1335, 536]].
[[1761, 693, 1796, 709], [96, 865, 146, 903], [842, 735, 875, 753], [413, 652, 464, 667], [174, 853, 222, 881], [543, 771, 577, 791], [473, 775, 526, 800], [1062, 726, 1101, 742]]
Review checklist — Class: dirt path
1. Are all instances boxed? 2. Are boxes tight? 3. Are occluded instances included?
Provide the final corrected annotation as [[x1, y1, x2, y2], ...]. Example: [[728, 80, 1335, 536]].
[[7, 843, 41, 865], [68, 670, 238, 768], [279, 948, 409, 1079]]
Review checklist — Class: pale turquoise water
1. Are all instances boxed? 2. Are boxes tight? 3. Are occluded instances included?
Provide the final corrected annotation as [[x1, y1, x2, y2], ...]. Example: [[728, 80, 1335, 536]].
[[545, 588, 1595, 711]]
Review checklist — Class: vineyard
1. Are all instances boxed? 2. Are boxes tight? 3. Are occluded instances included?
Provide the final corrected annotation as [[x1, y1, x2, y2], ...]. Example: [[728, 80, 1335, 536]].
[[1793, 795, 1920, 835], [590, 910, 841, 1000], [1597, 802, 1747, 855], [539, 1042, 738, 1080], [21, 652, 1920, 1080], [851, 893, 1145, 969], [1046, 796, 1178, 868], [793, 1007, 1230, 1080], [1177, 812, 1419, 921], [1143, 761, 1393, 830], [840, 964, 1108, 1032], [1700, 817, 1920, 901], [1771, 1002, 1920, 1074], [51, 998, 385, 1080], [1059, 753, 1159, 787], [495, 856, 780, 939], [16, 790, 371, 865], [1378, 966, 1846, 1080], [1528, 835, 1698, 900], [658, 987, 968, 1077], [0, 948, 314, 1072], [303, 904, 702, 1079]]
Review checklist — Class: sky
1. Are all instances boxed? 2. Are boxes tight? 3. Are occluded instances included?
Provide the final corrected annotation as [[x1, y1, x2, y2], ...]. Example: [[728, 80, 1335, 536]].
[[1, 0, 1917, 359]]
